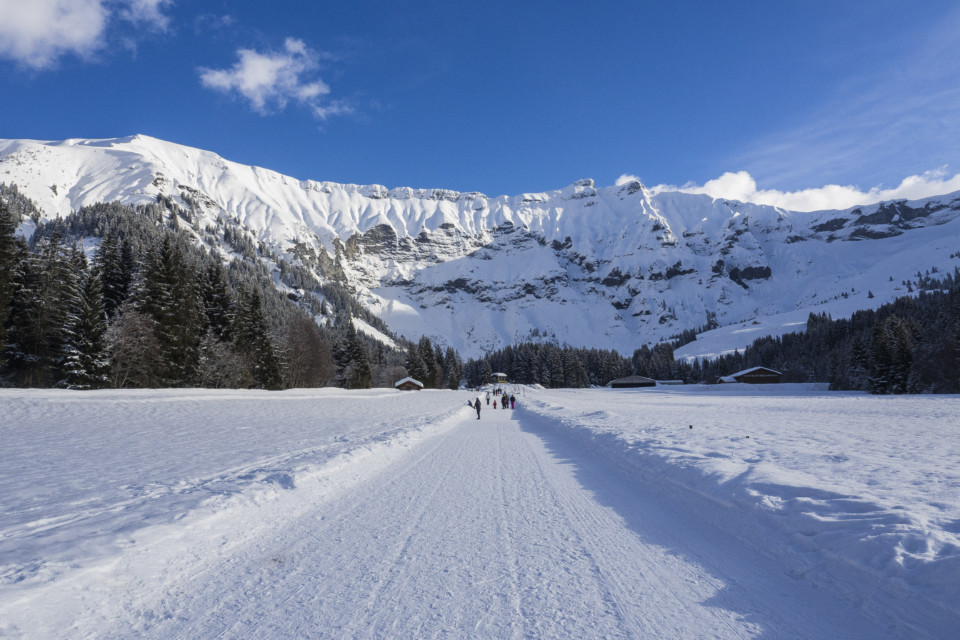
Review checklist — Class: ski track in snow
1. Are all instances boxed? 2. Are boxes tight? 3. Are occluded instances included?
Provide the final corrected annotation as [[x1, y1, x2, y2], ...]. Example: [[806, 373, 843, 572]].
[[1, 387, 955, 638]]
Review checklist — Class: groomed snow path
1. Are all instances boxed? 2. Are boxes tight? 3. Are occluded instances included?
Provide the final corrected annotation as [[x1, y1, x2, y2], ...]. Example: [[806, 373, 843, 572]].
[[8, 404, 897, 639]]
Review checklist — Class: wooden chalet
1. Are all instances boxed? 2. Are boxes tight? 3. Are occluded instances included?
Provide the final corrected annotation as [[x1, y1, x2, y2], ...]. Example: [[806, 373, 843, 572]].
[[607, 375, 657, 388], [489, 372, 508, 384], [394, 376, 424, 391], [718, 366, 782, 384]]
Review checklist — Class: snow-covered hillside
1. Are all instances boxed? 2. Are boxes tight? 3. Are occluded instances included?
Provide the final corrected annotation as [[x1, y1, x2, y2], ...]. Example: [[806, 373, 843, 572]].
[[1, 386, 957, 638], [3, 135, 960, 357]]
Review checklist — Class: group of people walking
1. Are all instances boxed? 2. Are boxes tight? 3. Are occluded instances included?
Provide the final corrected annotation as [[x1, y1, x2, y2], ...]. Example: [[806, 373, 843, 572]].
[[472, 389, 516, 419]]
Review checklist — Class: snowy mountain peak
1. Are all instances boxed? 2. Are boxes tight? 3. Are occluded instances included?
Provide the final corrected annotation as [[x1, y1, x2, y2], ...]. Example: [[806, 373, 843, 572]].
[[2, 135, 960, 357]]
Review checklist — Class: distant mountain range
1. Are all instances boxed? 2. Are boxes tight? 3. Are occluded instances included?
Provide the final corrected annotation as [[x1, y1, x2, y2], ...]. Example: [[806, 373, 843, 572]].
[[2, 135, 959, 358]]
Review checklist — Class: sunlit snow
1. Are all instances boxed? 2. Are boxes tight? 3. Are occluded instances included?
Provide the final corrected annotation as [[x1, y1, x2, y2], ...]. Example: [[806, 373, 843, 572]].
[[2, 386, 957, 638]]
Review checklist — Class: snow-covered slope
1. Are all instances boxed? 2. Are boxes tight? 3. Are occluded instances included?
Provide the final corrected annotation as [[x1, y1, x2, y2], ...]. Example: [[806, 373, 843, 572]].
[[3, 135, 960, 357]]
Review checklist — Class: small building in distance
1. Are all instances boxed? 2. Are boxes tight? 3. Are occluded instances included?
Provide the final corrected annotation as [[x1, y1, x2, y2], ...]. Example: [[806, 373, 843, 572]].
[[718, 366, 782, 384], [607, 375, 657, 388], [394, 377, 424, 391], [489, 372, 508, 384]]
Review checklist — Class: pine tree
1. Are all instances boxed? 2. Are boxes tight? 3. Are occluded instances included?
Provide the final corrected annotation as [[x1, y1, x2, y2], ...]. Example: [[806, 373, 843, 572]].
[[61, 268, 110, 389], [417, 336, 437, 388], [481, 358, 493, 384], [545, 348, 563, 388], [868, 315, 913, 394], [234, 286, 283, 389], [332, 334, 351, 388], [405, 342, 428, 384], [0, 200, 20, 370], [443, 346, 462, 390], [95, 233, 133, 318], [137, 236, 204, 386], [5, 233, 76, 386], [562, 349, 589, 387], [202, 259, 234, 342], [347, 326, 372, 389], [333, 321, 371, 389]]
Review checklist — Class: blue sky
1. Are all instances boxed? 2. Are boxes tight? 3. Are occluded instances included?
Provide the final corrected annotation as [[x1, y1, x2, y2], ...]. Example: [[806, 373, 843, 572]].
[[1, 0, 959, 208]]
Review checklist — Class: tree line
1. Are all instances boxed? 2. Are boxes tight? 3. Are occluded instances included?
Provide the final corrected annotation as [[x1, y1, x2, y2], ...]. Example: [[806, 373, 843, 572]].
[[3, 185, 955, 394], [462, 343, 631, 388], [0, 191, 457, 391], [461, 282, 960, 394], [708, 286, 960, 394]]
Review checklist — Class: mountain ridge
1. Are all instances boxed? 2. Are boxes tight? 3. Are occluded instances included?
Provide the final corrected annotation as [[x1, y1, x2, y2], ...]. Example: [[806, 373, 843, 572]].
[[2, 134, 959, 358]]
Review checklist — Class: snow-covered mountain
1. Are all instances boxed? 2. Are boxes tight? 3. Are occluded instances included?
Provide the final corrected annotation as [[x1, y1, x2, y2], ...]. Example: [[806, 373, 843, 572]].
[[2, 135, 959, 358]]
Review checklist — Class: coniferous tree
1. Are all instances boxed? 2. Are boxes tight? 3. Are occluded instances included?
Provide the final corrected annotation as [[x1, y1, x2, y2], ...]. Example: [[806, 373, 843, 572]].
[[417, 336, 437, 388], [443, 346, 462, 390], [137, 236, 205, 386], [0, 200, 20, 370], [562, 349, 589, 387], [61, 268, 110, 389], [234, 286, 283, 390], [481, 359, 493, 385], [202, 259, 234, 342], [332, 336, 351, 388], [5, 233, 76, 386], [333, 321, 372, 389], [347, 325, 372, 389], [405, 342, 428, 384], [95, 233, 134, 319]]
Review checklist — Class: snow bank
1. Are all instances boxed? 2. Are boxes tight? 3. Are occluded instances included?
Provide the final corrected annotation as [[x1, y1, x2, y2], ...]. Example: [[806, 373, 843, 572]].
[[0, 389, 468, 591], [520, 386, 960, 639]]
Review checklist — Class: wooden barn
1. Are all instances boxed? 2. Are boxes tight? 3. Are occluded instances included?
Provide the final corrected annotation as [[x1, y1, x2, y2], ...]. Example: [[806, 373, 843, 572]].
[[394, 377, 424, 391], [718, 366, 782, 384], [607, 375, 657, 388]]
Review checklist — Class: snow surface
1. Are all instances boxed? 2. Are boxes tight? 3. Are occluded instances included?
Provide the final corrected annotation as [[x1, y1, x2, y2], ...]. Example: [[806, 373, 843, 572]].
[[2, 386, 957, 638]]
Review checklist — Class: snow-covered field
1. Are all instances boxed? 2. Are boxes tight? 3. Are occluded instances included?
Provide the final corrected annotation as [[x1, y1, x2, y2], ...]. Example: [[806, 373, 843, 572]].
[[1, 386, 957, 638]]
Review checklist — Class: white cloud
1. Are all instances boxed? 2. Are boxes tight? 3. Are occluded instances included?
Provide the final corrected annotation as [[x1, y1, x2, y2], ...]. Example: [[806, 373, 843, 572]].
[[199, 38, 347, 120], [615, 174, 642, 187], [0, 0, 171, 69], [0, 0, 107, 69], [313, 100, 355, 121], [119, 0, 172, 30], [648, 169, 960, 212]]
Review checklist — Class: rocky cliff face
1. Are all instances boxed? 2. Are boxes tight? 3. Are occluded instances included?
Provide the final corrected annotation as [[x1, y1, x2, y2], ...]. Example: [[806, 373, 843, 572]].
[[3, 135, 960, 357]]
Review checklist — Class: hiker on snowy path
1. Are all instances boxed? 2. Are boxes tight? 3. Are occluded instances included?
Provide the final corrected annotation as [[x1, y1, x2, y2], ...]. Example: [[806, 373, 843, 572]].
[[474, 398, 481, 420]]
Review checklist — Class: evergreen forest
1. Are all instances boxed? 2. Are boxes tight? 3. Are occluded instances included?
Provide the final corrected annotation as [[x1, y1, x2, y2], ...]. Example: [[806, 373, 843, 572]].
[[0, 186, 460, 391], [3, 184, 958, 394], [462, 284, 960, 394]]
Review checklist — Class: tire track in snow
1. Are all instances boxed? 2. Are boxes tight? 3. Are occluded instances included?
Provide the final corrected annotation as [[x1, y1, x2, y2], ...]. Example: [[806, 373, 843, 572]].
[[516, 406, 898, 639], [492, 419, 524, 639], [345, 426, 471, 638], [44, 401, 900, 639], [513, 411, 750, 639], [518, 417, 633, 636]]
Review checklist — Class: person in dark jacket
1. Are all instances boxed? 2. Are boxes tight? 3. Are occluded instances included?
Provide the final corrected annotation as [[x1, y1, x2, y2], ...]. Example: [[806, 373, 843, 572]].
[[510, 394, 516, 409], [474, 398, 481, 419]]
